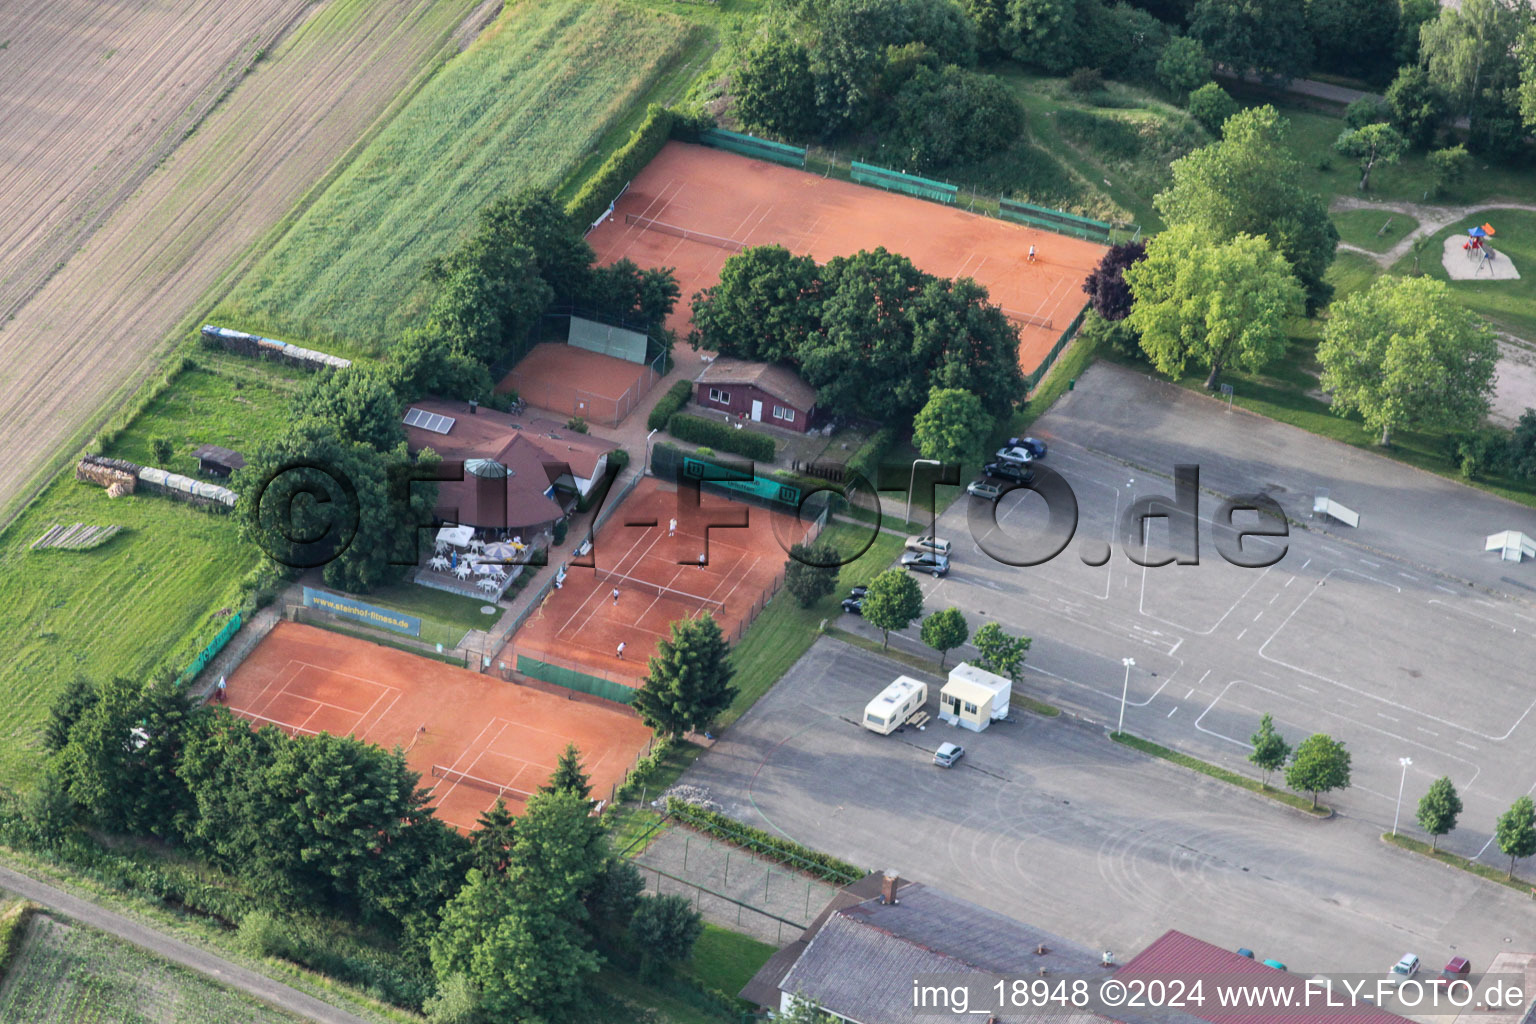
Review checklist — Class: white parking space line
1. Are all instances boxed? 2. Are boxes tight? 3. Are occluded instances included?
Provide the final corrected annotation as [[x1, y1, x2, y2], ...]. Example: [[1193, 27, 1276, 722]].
[[1166, 707, 1178, 718]]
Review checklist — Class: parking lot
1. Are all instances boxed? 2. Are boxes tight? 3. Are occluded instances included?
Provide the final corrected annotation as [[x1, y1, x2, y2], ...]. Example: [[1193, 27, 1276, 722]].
[[680, 638, 1536, 977], [851, 362, 1536, 866]]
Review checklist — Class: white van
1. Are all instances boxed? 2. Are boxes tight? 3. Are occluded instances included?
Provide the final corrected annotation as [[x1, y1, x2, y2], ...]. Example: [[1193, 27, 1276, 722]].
[[863, 676, 928, 735]]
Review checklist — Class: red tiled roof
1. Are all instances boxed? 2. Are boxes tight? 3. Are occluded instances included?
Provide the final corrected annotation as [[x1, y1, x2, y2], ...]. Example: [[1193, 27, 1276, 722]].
[[1117, 931, 1413, 1024]]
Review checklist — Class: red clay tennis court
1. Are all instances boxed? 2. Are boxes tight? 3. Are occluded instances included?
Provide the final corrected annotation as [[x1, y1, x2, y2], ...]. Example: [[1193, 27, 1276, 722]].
[[502, 476, 809, 690], [225, 621, 653, 831], [585, 141, 1108, 377], [496, 342, 660, 425]]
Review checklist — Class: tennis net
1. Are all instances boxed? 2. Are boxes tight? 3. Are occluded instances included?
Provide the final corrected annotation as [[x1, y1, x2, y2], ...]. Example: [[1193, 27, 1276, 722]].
[[1001, 307, 1055, 329], [431, 764, 534, 802], [625, 213, 746, 253], [597, 567, 726, 613]]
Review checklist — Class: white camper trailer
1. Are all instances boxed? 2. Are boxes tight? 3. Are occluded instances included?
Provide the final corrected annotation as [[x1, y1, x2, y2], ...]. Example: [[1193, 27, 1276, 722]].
[[939, 663, 1012, 732], [862, 676, 928, 735]]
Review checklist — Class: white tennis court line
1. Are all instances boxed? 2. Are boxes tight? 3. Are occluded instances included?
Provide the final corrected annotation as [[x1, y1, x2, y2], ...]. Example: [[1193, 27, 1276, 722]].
[[242, 658, 306, 720], [254, 660, 402, 740]]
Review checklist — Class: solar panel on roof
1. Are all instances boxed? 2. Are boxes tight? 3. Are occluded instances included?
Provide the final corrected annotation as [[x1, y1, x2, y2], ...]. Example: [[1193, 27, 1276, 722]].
[[403, 408, 455, 434]]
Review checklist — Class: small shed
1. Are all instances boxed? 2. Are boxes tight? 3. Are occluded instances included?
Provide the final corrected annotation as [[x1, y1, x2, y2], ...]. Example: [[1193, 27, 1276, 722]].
[[192, 444, 246, 478], [939, 663, 1012, 732]]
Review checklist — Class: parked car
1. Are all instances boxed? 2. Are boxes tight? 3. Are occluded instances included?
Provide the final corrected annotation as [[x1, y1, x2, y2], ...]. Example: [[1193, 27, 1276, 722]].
[[900, 550, 950, 577], [1005, 436, 1048, 459], [933, 742, 964, 767], [1236, 948, 1255, 959], [983, 461, 1034, 484], [904, 533, 952, 555], [995, 445, 1036, 466], [967, 478, 1004, 500], [841, 597, 863, 615], [1263, 959, 1288, 972], [848, 585, 869, 599], [1391, 955, 1421, 978], [1430, 958, 1470, 987]]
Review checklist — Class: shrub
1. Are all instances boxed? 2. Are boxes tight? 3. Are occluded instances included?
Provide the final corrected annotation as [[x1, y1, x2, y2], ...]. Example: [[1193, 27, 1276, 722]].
[[666, 413, 776, 462], [847, 426, 898, 490], [608, 448, 630, 471], [1344, 96, 1389, 129], [567, 105, 676, 228], [695, 446, 715, 457], [666, 798, 863, 882], [239, 910, 294, 959], [552, 518, 568, 545], [1427, 144, 1471, 197], [1187, 82, 1238, 136], [1067, 67, 1105, 95], [150, 436, 174, 465], [647, 379, 694, 431], [565, 416, 588, 434]]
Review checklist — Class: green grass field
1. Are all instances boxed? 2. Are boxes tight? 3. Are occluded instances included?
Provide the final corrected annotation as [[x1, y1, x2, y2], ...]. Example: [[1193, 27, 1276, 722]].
[[1332, 208, 1419, 252], [685, 925, 775, 999], [1392, 208, 1536, 339], [0, 910, 304, 1023], [215, 0, 697, 357]]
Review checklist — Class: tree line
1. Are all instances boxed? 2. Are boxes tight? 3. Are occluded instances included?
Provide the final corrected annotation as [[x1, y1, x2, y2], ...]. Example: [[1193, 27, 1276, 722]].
[[21, 674, 710, 1023]]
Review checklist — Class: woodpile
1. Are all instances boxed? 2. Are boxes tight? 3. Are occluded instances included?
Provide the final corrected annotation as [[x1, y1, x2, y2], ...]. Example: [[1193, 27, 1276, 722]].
[[76, 454, 140, 493], [31, 523, 122, 551]]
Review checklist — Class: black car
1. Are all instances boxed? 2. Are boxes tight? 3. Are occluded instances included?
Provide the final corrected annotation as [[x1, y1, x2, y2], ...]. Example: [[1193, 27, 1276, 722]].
[[849, 586, 869, 599], [983, 461, 1034, 484], [1006, 436, 1048, 459], [841, 597, 864, 615]]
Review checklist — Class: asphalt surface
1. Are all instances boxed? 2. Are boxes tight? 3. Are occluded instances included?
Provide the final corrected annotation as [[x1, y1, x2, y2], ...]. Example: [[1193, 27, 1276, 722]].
[[680, 638, 1533, 979], [0, 864, 371, 1024]]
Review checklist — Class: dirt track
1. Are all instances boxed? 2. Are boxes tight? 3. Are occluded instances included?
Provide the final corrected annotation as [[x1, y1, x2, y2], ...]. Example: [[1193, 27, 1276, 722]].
[[0, 0, 480, 523]]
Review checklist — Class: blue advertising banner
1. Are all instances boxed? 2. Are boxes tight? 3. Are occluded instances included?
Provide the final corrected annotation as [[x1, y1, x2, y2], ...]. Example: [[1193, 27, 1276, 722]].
[[302, 587, 422, 636]]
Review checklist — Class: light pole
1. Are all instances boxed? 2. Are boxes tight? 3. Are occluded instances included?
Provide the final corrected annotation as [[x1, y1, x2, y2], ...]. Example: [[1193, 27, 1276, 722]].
[[644, 428, 659, 476], [906, 459, 941, 529], [1116, 657, 1135, 736], [1392, 756, 1413, 836]]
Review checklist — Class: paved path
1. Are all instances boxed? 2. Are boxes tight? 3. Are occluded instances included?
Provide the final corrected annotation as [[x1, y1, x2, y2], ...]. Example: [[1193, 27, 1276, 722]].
[[0, 864, 372, 1024], [1216, 68, 1381, 107], [1331, 195, 1536, 268]]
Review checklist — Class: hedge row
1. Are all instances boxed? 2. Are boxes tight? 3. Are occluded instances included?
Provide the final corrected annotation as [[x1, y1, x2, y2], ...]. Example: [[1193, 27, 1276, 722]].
[[614, 738, 677, 803], [567, 104, 675, 229], [647, 379, 694, 431], [0, 902, 34, 979], [667, 413, 776, 462], [665, 798, 864, 884]]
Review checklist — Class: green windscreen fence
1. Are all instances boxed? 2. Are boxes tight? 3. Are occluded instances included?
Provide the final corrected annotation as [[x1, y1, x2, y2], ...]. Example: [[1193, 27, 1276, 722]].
[[999, 198, 1114, 243], [1025, 304, 1090, 391], [517, 654, 636, 705], [698, 128, 807, 168], [850, 162, 957, 205], [568, 315, 650, 364]]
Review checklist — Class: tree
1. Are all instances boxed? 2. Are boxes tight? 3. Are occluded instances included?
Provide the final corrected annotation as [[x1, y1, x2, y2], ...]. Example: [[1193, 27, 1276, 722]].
[[1343, 96, 1390, 129], [1427, 144, 1473, 197], [1155, 106, 1338, 310], [1190, 0, 1311, 82], [633, 614, 737, 739], [913, 388, 992, 465], [1507, 409, 1536, 479], [1495, 795, 1536, 878], [150, 436, 174, 465], [1083, 241, 1147, 321], [690, 246, 823, 364], [43, 675, 98, 753], [541, 742, 592, 800], [585, 858, 646, 941], [778, 996, 838, 1024], [475, 189, 595, 304], [861, 569, 925, 649], [630, 894, 704, 980], [1092, 2, 1171, 84], [971, 622, 1031, 681], [785, 541, 840, 608], [1318, 275, 1497, 446], [1521, 25, 1536, 131], [1124, 225, 1303, 390], [886, 65, 1024, 172], [295, 366, 405, 452], [1156, 35, 1211, 99], [1334, 122, 1406, 190], [1416, 776, 1462, 851], [1306, 0, 1398, 75], [1385, 66, 1449, 148], [1000, 0, 1088, 73], [1186, 82, 1238, 135], [22, 770, 76, 848], [1420, 0, 1532, 153], [920, 607, 969, 669], [1247, 713, 1291, 786], [813, 0, 977, 132], [53, 675, 197, 838], [736, 36, 821, 138], [431, 791, 607, 1022], [1284, 733, 1352, 809], [1396, 0, 1440, 64], [469, 799, 517, 877]]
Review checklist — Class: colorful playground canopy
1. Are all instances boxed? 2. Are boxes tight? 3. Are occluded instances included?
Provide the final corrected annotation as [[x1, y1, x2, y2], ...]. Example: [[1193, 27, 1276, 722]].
[[1468, 226, 1486, 237], [1484, 222, 1497, 236]]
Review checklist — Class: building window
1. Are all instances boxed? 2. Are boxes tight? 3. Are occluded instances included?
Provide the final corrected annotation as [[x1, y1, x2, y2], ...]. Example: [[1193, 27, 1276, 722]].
[[709, 387, 731, 404], [964, 701, 979, 714], [772, 405, 795, 422]]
